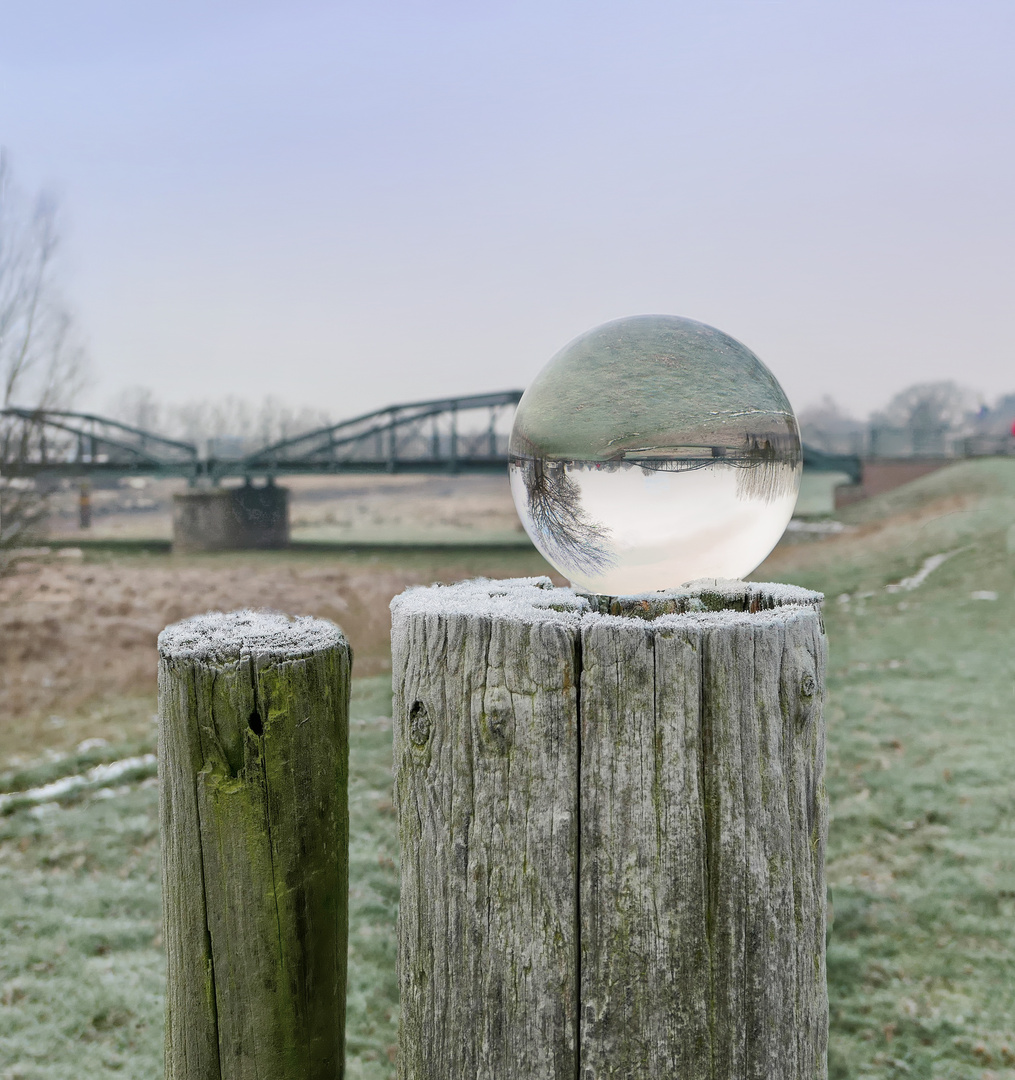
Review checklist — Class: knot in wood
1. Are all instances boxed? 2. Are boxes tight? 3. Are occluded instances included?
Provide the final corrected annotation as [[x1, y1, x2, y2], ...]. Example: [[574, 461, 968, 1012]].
[[482, 686, 513, 746], [408, 701, 431, 746], [800, 673, 817, 699]]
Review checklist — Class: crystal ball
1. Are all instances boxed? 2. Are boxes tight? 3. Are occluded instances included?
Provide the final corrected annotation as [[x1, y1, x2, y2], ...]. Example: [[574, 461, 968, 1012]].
[[509, 314, 802, 594]]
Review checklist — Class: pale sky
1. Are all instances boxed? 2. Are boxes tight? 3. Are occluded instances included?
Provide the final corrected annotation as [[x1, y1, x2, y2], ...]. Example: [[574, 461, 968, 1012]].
[[2, 1, 1013, 422]]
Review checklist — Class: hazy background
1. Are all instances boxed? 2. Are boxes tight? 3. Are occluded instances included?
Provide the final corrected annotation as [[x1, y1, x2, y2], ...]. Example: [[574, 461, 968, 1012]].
[[2, 0, 1013, 420]]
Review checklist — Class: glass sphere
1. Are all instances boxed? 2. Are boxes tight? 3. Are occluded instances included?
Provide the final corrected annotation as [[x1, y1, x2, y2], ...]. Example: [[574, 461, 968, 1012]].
[[509, 314, 801, 594]]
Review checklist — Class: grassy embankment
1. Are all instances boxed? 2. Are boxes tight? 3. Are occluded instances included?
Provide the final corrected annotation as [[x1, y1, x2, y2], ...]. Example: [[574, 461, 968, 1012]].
[[0, 458, 1013, 1079], [781, 460, 1015, 1080]]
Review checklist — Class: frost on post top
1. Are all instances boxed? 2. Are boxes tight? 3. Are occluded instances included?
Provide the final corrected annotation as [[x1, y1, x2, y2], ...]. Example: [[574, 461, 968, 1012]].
[[390, 576, 591, 625], [158, 609, 346, 663], [391, 577, 823, 634], [508, 314, 803, 595]]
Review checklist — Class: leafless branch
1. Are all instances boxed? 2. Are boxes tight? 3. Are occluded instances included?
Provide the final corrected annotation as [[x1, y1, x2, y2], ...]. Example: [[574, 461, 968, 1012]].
[[0, 151, 88, 554]]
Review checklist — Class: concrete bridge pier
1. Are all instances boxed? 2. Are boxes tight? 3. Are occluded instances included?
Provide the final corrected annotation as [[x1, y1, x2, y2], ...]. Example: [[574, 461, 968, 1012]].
[[172, 479, 289, 552]]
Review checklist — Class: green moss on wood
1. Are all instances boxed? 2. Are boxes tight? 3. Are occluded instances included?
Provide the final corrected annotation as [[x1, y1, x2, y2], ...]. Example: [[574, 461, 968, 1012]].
[[160, 628, 350, 1080]]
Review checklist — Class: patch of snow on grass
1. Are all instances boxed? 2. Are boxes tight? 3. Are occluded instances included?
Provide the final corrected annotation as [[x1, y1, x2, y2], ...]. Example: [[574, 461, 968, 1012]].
[[786, 519, 849, 534], [0, 754, 157, 813], [885, 550, 961, 593]]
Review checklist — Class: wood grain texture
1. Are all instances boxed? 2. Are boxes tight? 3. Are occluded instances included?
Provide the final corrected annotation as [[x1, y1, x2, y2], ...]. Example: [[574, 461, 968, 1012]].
[[393, 578, 827, 1080], [158, 612, 350, 1080], [391, 590, 582, 1080], [579, 618, 712, 1079], [579, 606, 827, 1079]]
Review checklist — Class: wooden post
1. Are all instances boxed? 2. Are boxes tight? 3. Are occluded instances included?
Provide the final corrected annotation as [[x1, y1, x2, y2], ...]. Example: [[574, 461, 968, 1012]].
[[78, 477, 91, 529], [158, 610, 350, 1080], [391, 577, 827, 1080]]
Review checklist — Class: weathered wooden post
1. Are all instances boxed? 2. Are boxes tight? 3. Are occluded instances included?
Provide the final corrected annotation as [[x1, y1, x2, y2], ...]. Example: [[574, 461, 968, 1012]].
[[391, 576, 827, 1079], [158, 610, 350, 1080], [78, 477, 91, 529]]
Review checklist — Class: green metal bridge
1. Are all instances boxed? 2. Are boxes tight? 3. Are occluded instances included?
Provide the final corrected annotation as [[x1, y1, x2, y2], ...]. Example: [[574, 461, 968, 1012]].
[[0, 391, 523, 482], [0, 391, 862, 484]]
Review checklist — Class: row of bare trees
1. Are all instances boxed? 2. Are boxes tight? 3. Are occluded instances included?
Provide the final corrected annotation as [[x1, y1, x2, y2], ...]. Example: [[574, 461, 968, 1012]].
[[799, 384, 1015, 456], [105, 386, 332, 457]]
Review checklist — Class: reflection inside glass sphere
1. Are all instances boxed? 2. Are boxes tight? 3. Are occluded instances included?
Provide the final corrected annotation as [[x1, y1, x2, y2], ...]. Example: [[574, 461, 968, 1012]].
[[508, 315, 802, 594]]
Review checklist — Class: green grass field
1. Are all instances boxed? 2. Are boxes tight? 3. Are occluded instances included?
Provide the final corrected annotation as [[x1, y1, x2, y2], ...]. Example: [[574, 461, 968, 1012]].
[[1, 459, 1013, 1079], [786, 461, 1015, 1079]]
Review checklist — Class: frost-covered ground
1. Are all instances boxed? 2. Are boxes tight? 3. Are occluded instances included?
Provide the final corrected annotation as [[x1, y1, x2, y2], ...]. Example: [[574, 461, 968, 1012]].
[[0, 678, 399, 1080], [1, 458, 1014, 1078], [764, 459, 1015, 1079]]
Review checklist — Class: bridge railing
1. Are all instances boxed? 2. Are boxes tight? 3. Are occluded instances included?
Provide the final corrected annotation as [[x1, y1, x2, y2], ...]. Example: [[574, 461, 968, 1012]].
[[237, 391, 522, 474], [1, 393, 523, 479], [0, 407, 199, 476]]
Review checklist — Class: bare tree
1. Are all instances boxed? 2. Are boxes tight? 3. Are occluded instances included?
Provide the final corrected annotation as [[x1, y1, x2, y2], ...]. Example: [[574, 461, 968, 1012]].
[[877, 381, 976, 430], [106, 388, 331, 457], [872, 381, 977, 454], [0, 152, 88, 550], [105, 384, 162, 433], [797, 396, 865, 454]]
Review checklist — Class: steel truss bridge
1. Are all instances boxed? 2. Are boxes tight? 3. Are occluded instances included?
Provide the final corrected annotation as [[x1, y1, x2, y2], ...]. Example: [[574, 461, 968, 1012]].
[[0, 390, 861, 484], [0, 392, 524, 482]]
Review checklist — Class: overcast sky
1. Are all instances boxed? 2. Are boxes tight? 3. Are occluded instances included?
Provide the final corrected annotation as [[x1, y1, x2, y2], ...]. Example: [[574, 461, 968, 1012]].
[[2, 1, 1013, 422]]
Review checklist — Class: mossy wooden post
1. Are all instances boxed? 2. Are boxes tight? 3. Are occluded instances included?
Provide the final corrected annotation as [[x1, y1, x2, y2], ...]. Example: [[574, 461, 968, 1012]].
[[391, 577, 828, 1080], [158, 610, 350, 1080]]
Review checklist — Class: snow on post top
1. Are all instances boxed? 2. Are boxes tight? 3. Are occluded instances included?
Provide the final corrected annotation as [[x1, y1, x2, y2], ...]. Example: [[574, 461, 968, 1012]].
[[158, 609, 346, 663]]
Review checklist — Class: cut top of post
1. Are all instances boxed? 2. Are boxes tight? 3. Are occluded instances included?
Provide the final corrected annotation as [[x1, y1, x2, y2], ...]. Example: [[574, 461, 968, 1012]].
[[157, 608, 347, 663], [390, 575, 822, 631]]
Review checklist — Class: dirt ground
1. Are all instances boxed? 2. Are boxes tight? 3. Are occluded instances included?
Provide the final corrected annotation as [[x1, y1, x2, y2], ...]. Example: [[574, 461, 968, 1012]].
[[0, 545, 558, 764], [2, 473, 538, 762]]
